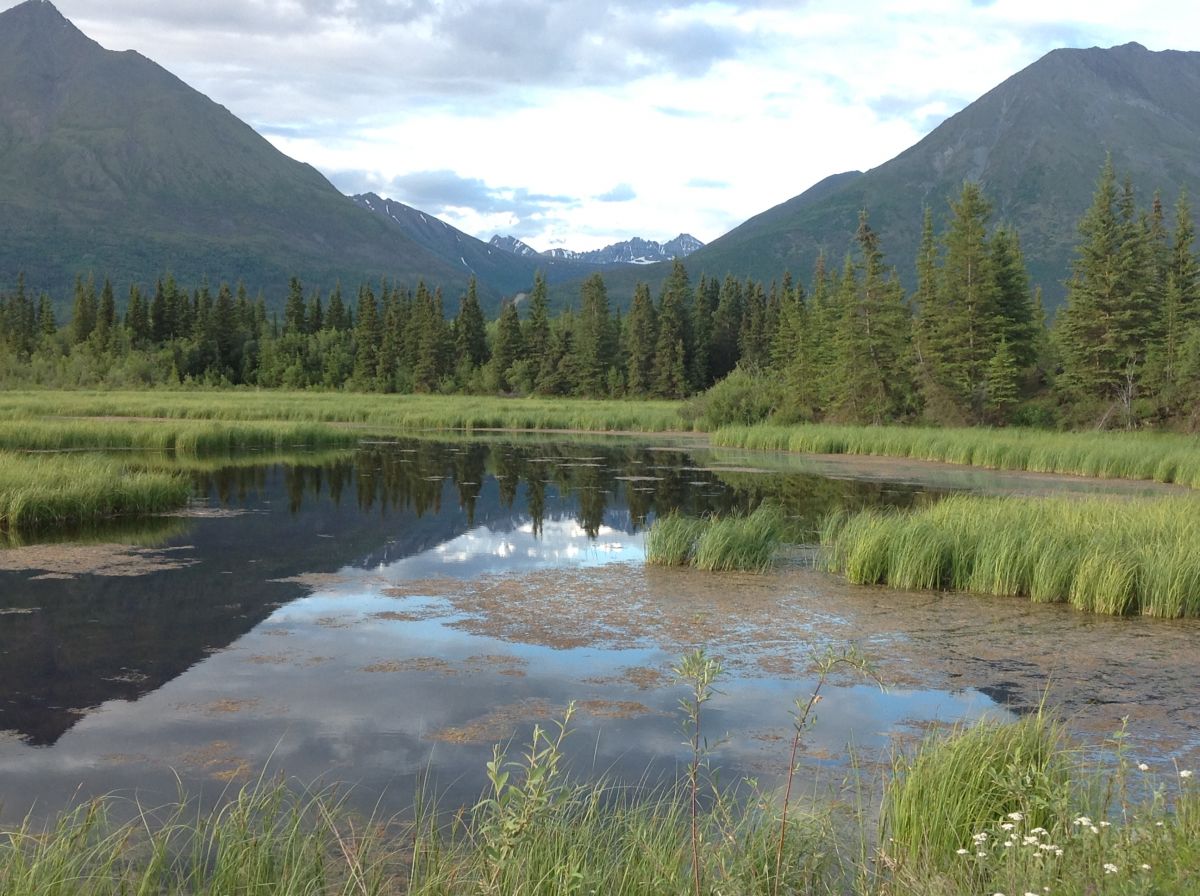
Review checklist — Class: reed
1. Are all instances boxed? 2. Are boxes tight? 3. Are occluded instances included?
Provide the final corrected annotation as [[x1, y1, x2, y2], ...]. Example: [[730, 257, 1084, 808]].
[[646, 506, 785, 573], [822, 494, 1200, 618], [712, 423, 1200, 488]]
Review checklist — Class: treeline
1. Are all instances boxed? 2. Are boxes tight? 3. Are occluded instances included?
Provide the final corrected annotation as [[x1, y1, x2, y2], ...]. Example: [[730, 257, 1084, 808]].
[[2, 158, 1199, 429]]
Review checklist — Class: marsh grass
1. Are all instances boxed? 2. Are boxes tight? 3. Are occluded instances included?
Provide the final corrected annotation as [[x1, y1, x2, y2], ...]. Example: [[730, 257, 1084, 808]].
[[881, 712, 1073, 870], [882, 717, 1200, 896], [0, 452, 189, 531], [821, 494, 1200, 617], [0, 390, 689, 434], [0, 419, 360, 455], [713, 423, 1200, 488], [646, 506, 785, 572]]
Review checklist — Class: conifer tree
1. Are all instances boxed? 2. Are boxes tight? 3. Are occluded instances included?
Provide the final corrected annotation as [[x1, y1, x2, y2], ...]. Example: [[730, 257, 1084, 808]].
[[575, 273, 616, 396], [710, 275, 744, 382], [492, 300, 524, 392], [831, 212, 918, 423], [1059, 159, 1157, 421], [283, 277, 306, 336], [453, 277, 488, 370], [352, 285, 380, 388], [70, 275, 97, 345], [523, 271, 551, 359], [625, 282, 658, 395]]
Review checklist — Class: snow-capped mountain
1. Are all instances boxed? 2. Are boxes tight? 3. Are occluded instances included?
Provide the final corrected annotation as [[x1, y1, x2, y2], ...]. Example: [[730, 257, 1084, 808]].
[[487, 235, 540, 258], [490, 234, 705, 266]]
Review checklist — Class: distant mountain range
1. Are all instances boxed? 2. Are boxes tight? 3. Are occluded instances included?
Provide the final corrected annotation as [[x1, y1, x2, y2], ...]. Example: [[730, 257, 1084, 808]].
[[489, 233, 704, 266], [4, 0, 1200, 315]]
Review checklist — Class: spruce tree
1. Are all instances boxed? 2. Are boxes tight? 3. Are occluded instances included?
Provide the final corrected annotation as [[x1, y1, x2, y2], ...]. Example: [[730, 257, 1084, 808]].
[[454, 277, 488, 370], [575, 273, 616, 396], [492, 300, 524, 392], [624, 282, 658, 395]]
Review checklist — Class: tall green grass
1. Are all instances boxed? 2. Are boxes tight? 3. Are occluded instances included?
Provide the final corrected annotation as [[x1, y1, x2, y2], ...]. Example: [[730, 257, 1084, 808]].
[[0, 452, 189, 531], [0, 390, 689, 434], [0, 419, 360, 455], [3, 716, 1198, 895], [882, 712, 1073, 868], [646, 506, 785, 572], [821, 494, 1200, 618], [713, 423, 1200, 488]]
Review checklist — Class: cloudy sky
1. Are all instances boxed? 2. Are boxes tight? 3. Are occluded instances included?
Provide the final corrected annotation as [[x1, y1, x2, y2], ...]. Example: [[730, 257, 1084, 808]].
[[27, 0, 1200, 251]]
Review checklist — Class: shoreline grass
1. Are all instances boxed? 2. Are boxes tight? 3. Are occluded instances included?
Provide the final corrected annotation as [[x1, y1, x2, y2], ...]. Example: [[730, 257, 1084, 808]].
[[0, 389, 690, 434], [821, 493, 1200, 618], [713, 423, 1200, 488], [2, 714, 1196, 895]]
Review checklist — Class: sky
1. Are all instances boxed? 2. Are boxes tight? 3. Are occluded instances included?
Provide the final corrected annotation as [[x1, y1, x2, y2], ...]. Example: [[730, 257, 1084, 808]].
[[24, 0, 1200, 252]]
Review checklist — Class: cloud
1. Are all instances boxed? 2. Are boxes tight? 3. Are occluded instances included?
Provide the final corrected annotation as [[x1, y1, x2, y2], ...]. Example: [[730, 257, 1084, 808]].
[[596, 183, 637, 202], [686, 178, 730, 190], [330, 167, 580, 232]]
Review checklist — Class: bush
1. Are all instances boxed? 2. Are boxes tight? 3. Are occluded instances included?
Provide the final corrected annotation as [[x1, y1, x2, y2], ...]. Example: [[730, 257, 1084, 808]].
[[684, 367, 783, 430]]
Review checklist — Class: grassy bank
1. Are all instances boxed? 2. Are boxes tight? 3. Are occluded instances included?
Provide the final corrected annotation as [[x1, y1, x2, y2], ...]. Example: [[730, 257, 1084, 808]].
[[713, 423, 1200, 487], [2, 714, 1196, 895], [0, 452, 190, 532], [822, 494, 1200, 617], [0, 418, 361, 455], [647, 506, 785, 572], [0, 390, 690, 433]]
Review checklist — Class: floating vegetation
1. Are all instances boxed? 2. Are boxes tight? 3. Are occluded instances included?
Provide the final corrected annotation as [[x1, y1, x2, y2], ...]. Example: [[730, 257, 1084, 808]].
[[646, 505, 785, 573], [821, 494, 1200, 617]]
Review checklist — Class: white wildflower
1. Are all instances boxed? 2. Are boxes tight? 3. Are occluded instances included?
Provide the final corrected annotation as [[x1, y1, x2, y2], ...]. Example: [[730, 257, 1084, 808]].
[[1141, 864, 1152, 871], [1180, 769, 1194, 779], [1138, 762, 1150, 771], [956, 848, 969, 855], [973, 832, 989, 843], [1030, 827, 1047, 835], [1104, 863, 1119, 874], [1073, 816, 1092, 826], [1007, 811, 1024, 821], [1001, 822, 1015, 831]]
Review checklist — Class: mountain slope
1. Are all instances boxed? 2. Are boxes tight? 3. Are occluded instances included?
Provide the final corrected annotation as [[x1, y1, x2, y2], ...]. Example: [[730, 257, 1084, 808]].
[[689, 42, 1200, 308], [0, 0, 470, 305]]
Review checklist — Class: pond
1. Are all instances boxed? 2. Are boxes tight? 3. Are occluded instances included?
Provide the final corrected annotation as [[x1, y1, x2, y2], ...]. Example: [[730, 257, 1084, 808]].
[[1, 436, 1197, 822]]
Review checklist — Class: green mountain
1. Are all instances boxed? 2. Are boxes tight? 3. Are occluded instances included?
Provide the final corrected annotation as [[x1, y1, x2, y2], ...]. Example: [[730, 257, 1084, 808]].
[[584, 42, 1200, 311], [701, 42, 1200, 307], [0, 0, 474, 306]]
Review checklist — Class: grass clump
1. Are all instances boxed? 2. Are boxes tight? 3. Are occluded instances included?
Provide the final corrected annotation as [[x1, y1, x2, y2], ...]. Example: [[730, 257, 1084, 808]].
[[0, 452, 189, 532], [646, 506, 785, 573], [821, 494, 1200, 618], [881, 716, 1200, 896], [882, 712, 1073, 870]]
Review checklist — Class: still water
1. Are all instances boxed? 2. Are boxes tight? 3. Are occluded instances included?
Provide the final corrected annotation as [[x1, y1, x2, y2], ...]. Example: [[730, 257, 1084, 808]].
[[1, 437, 1195, 820]]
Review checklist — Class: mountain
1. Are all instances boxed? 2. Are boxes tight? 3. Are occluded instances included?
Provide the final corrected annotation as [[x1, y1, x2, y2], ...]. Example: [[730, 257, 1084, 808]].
[[351, 193, 607, 304], [488, 235, 540, 259], [686, 42, 1200, 309], [0, 0, 472, 306], [492, 233, 704, 266]]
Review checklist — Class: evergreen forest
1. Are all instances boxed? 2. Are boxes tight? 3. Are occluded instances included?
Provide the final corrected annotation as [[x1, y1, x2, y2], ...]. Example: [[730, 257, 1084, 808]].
[[3, 159, 1199, 431]]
